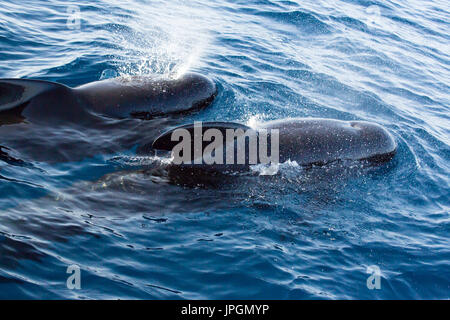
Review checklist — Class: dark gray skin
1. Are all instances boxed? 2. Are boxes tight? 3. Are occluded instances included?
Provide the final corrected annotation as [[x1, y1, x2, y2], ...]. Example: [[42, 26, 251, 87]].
[[0, 73, 217, 125], [0, 73, 217, 163], [75, 73, 217, 120], [151, 118, 397, 170], [260, 118, 397, 165]]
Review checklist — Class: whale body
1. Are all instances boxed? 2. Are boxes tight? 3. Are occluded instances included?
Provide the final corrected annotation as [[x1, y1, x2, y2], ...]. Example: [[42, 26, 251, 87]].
[[151, 118, 397, 170], [0, 73, 217, 125]]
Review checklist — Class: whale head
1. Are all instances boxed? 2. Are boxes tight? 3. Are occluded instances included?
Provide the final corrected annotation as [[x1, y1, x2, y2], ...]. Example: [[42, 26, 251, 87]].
[[347, 120, 397, 163]]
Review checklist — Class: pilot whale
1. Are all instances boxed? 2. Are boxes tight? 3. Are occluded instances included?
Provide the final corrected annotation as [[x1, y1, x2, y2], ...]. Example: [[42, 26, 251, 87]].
[[0, 73, 217, 125], [150, 118, 397, 171]]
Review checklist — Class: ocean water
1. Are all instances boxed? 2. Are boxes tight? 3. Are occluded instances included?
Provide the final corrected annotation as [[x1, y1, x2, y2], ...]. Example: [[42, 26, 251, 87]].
[[0, 0, 449, 299]]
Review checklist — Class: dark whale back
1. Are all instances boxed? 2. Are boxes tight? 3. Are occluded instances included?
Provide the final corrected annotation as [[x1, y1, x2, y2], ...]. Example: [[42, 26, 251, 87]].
[[151, 118, 397, 168], [75, 73, 217, 119], [0, 73, 217, 125], [261, 118, 397, 165], [0, 79, 60, 112], [0, 79, 92, 125]]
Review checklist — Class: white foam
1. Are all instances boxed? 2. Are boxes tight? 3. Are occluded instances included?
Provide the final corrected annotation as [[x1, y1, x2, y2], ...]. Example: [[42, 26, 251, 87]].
[[250, 159, 301, 176], [110, 155, 173, 167]]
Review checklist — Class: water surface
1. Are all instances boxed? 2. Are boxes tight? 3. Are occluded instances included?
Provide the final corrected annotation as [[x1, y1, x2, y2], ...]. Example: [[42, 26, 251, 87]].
[[0, 0, 449, 299]]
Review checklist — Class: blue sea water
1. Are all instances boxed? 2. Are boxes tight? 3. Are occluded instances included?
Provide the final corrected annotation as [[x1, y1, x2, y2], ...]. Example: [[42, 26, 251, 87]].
[[0, 0, 449, 299]]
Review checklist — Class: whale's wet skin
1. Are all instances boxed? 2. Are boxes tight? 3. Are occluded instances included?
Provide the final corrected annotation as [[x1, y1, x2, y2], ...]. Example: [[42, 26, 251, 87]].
[[151, 118, 397, 171], [0, 73, 216, 162], [0, 0, 449, 299]]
